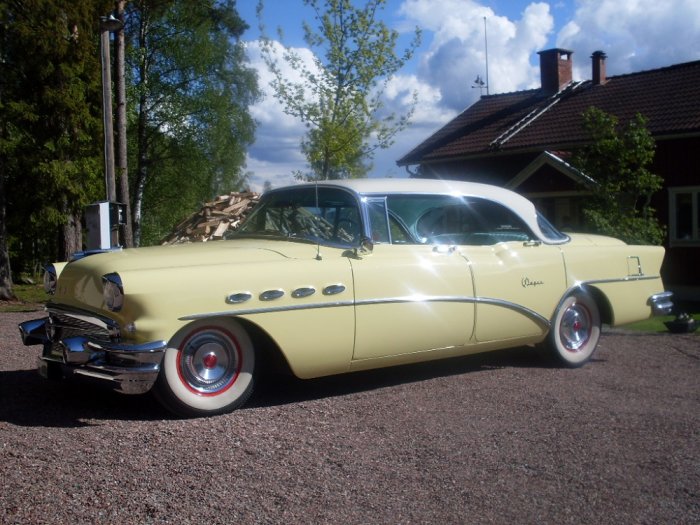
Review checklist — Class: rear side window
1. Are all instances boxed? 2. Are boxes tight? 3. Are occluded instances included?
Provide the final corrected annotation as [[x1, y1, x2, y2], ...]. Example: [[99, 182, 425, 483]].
[[385, 195, 534, 245]]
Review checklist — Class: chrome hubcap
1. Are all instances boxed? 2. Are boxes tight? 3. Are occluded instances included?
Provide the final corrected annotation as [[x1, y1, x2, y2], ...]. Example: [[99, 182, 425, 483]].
[[179, 330, 240, 395], [560, 302, 591, 352]]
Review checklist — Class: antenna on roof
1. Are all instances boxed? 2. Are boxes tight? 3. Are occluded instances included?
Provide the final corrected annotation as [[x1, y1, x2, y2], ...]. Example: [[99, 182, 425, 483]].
[[472, 75, 487, 95], [471, 17, 490, 96], [484, 16, 490, 95]]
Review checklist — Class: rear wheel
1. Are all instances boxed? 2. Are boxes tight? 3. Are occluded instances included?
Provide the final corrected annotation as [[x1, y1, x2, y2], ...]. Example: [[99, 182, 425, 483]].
[[154, 319, 256, 417], [546, 292, 601, 367]]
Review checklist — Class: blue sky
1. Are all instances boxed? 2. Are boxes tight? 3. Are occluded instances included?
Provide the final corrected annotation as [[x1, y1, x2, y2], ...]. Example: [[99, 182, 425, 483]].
[[235, 0, 700, 190]]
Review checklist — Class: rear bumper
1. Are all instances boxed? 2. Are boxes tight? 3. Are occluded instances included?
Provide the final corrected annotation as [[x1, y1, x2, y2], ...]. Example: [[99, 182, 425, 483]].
[[18, 318, 166, 394], [648, 291, 674, 316]]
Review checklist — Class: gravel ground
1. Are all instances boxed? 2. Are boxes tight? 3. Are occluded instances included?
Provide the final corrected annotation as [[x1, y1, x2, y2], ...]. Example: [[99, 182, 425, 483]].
[[1, 310, 698, 524]]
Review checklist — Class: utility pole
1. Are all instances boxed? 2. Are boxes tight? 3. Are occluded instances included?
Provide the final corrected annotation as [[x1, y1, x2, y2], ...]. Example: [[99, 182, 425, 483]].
[[99, 14, 123, 203], [114, 1, 133, 247]]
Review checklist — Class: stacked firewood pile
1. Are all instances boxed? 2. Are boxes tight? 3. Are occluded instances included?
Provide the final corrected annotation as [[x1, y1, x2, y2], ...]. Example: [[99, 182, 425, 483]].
[[161, 191, 260, 244]]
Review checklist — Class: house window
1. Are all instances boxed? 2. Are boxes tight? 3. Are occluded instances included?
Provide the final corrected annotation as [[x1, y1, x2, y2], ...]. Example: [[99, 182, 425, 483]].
[[669, 187, 700, 246]]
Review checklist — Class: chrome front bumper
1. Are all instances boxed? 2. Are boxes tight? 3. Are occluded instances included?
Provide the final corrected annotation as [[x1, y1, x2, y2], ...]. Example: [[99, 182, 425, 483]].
[[18, 317, 166, 394], [648, 291, 674, 316]]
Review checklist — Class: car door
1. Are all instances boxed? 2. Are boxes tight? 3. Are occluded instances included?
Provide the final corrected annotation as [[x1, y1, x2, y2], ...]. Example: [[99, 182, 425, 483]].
[[350, 198, 475, 360], [447, 199, 566, 343]]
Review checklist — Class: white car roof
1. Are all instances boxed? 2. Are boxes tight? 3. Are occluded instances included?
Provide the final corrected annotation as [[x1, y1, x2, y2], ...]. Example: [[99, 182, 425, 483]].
[[283, 177, 545, 239]]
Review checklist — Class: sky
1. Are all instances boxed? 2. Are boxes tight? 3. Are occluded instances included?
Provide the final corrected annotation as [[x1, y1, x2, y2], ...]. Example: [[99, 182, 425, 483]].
[[236, 0, 700, 191]]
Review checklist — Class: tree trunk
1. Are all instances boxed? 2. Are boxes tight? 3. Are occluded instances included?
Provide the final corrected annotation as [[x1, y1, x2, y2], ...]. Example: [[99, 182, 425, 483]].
[[0, 172, 15, 300], [114, 0, 133, 248], [60, 212, 82, 262], [132, 6, 150, 247]]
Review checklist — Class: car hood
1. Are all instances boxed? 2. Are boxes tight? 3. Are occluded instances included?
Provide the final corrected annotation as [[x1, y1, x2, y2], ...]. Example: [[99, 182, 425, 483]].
[[69, 238, 321, 273], [51, 239, 325, 312]]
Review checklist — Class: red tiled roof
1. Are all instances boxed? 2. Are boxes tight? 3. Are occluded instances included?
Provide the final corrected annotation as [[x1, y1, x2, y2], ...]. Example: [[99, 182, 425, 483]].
[[398, 59, 700, 166]]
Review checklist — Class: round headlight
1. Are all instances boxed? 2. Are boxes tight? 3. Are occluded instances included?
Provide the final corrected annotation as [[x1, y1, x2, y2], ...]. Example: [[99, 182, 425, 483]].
[[102, 273, 124, 311], [43, 265, 58, 295]]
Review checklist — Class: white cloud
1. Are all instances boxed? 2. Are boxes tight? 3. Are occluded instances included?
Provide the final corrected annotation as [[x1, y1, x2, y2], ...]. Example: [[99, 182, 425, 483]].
[[244, 36, 449, 187], [556, 0, 700, 79], [399, 0, 554, 109], [243, 0, 700, 185]]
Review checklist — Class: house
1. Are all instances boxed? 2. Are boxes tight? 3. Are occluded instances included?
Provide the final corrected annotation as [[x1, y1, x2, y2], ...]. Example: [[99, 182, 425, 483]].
[[397, 49, 700, 300]]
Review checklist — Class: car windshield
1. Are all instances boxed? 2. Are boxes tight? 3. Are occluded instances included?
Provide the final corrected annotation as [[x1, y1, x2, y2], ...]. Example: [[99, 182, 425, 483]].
[[233, 186, 362, 247]]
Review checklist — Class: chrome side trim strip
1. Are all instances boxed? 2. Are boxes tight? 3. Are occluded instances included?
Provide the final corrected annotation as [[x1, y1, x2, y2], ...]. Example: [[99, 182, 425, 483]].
[[180, 294, 550, 328], [472, 297, 551, 329], [580, 274, 661, 285], [180, 300, 354, 321]]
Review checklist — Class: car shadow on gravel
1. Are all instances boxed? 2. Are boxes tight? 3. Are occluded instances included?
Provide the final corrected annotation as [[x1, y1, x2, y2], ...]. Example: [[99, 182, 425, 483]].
[[248, 345, 591, 409], [0, 346, 596, 425], [0, 369, 164, 427]]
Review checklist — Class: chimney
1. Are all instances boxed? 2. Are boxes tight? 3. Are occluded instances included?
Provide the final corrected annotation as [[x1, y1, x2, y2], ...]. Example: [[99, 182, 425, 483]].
[[591, 50, 607, 85], [537, 48, 573, 93]]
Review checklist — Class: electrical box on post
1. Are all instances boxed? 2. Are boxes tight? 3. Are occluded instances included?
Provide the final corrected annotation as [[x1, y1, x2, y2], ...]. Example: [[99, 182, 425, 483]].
[[85, 201, 126, 250]]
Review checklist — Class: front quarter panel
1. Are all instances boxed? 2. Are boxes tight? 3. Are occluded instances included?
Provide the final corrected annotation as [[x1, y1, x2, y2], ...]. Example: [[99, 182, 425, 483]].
[[122, 251, 357, 379]]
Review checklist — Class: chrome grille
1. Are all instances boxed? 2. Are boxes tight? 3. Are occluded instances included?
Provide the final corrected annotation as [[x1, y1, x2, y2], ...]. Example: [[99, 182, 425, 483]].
[[48, 311, 118, 343]]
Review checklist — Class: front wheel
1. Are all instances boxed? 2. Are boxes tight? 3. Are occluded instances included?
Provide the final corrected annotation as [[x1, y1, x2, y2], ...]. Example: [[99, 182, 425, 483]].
[[546, 292, 601, 367], [153, 319, 256, 417]]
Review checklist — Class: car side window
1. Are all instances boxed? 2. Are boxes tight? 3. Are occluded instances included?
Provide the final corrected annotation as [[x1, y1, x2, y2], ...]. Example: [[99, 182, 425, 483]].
[[367, 198, 414, 244], [413, 198, 533, 245], [237, 187, 361, 246]]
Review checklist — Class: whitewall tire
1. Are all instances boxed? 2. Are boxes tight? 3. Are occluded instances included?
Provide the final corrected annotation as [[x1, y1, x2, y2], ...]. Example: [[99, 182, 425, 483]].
[[547, 292, 601, 367], [154, 319, 256, 417]]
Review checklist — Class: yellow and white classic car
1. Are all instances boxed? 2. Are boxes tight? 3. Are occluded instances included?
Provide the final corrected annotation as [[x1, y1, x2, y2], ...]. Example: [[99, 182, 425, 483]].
[[19, 179, 672, 416]]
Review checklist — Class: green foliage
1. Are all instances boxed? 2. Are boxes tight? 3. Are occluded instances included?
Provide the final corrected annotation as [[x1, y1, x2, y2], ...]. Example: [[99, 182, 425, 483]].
[[126, 0, 259, 245], [1, 0, 107, 271], [572, 107, 665, 245], [259, 0, 421, 180]]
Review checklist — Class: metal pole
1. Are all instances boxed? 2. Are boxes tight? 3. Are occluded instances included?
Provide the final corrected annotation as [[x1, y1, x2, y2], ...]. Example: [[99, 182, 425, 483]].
[[100, 16, 121, 202], [484, 17, 490, 95]]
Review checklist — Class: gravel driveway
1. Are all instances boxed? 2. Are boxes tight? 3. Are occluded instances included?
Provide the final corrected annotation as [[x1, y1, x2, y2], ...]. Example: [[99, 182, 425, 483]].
[[1, 311, 698, 524]]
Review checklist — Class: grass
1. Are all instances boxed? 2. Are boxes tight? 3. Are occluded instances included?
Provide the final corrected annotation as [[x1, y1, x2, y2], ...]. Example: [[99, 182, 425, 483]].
[[0, 283, 48, 313], [617, 301, 699, 334]]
